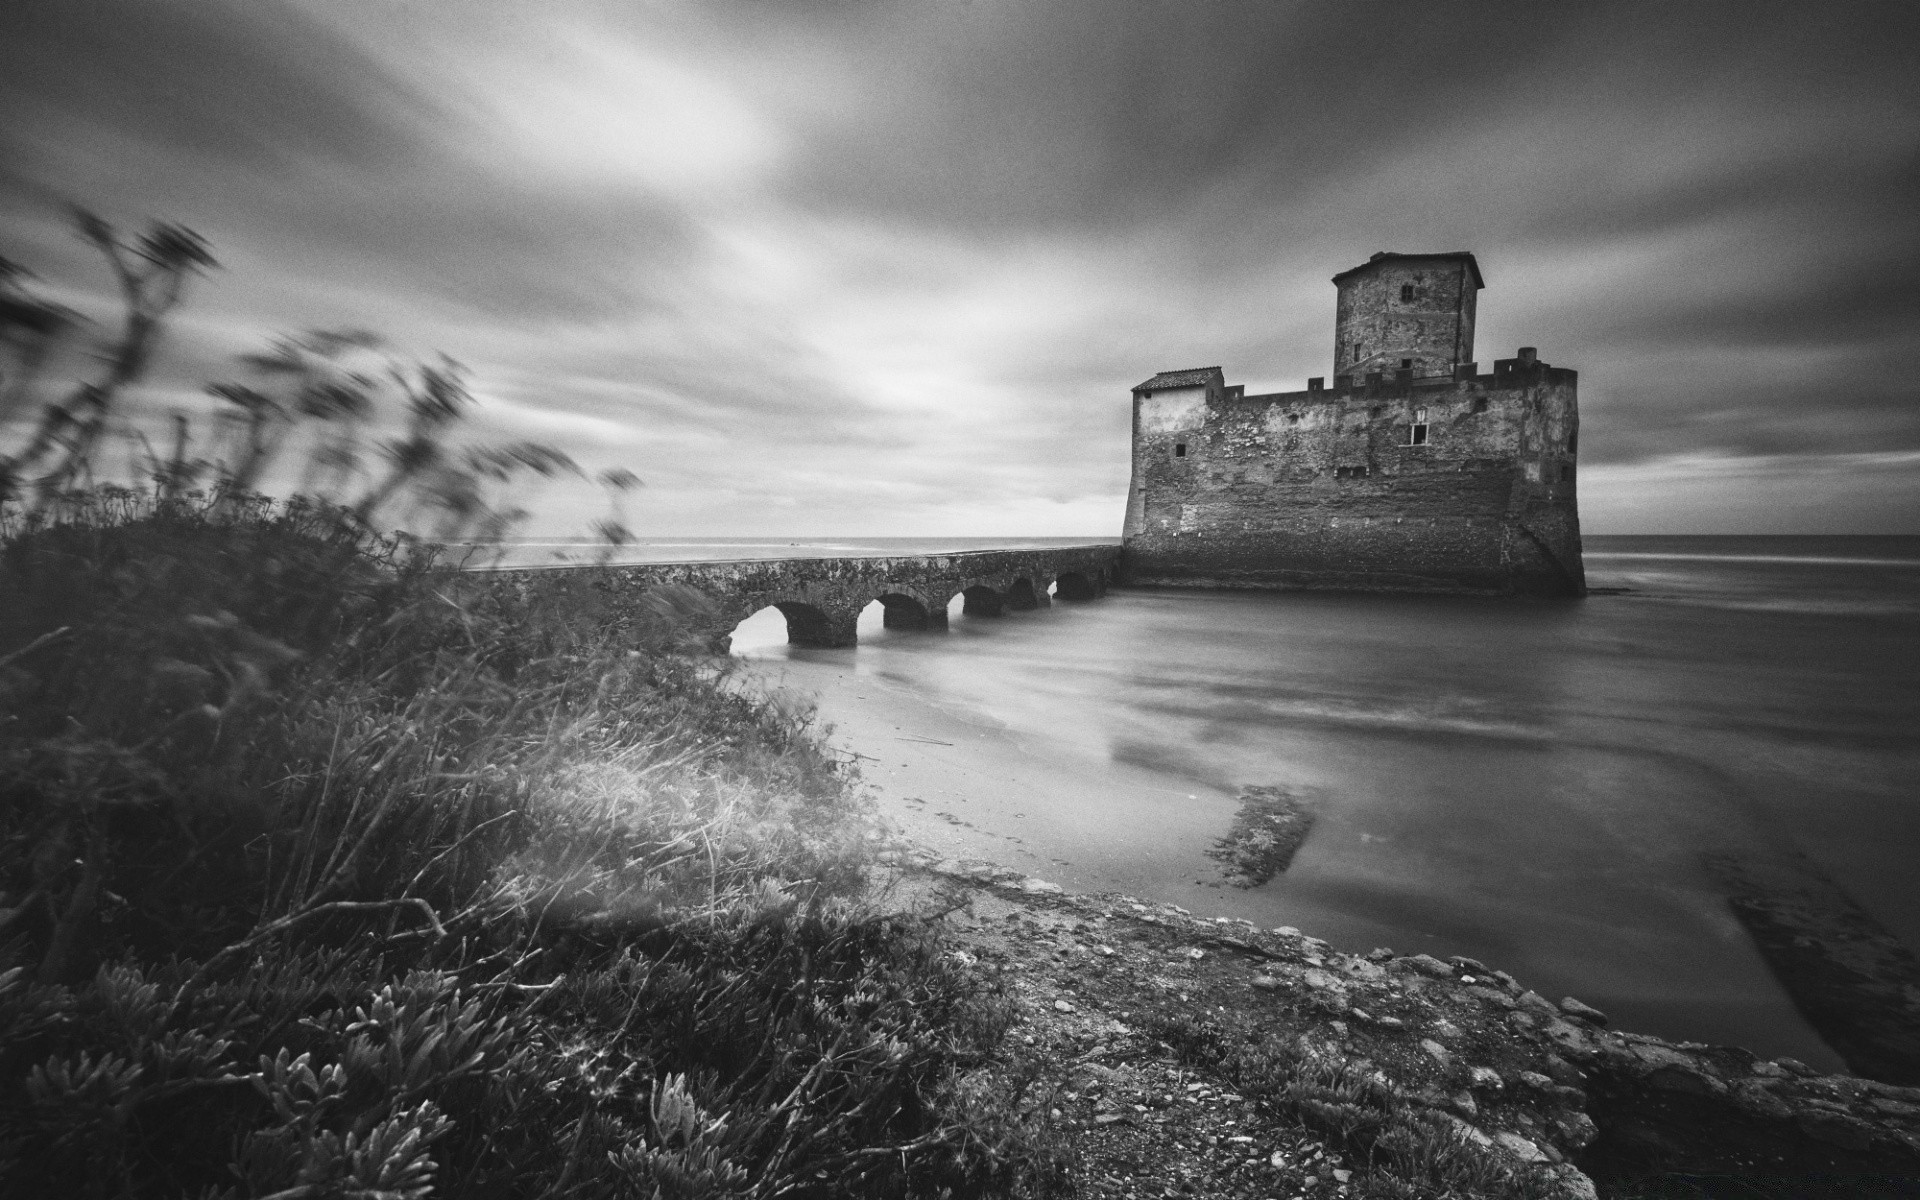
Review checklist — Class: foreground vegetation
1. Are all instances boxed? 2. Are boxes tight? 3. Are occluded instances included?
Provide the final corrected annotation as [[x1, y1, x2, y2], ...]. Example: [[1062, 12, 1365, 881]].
[[0, 495, 1064, 1197]]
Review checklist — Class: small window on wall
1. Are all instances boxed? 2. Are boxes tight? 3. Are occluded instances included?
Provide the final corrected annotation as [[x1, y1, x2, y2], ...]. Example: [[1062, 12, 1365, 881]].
[[1400, 284, 1414, 302], [1406, 407, 1429, 446], [1561, 463, 1573, 482], [1174, 443, 1187, 458], [1335, 465, 1371, 479], [1400, 358, 1413, 370]]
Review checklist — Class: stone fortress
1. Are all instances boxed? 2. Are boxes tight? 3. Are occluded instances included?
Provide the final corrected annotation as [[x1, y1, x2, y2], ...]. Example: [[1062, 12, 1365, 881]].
[[1122, 251, 1587, 596]]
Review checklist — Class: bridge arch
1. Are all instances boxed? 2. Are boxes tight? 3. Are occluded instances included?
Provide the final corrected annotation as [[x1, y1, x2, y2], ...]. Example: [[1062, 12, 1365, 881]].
[[1006, 577, 1041, 611], [1054, 570, 1099, 601], [725, 598, 861, 649], [960, 584, 1004, 617]]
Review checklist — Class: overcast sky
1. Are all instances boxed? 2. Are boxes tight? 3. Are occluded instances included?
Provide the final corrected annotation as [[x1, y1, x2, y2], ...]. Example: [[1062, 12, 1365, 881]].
[[3, 0, 1917, 535]]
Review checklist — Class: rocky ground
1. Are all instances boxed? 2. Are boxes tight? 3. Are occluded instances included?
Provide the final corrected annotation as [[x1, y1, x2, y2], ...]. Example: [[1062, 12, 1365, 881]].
[[876, 852, 1920, 1199]]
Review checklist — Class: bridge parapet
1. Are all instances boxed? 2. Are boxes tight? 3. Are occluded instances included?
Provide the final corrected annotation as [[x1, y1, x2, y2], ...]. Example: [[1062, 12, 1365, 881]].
[[485, 545, 1122, 649]]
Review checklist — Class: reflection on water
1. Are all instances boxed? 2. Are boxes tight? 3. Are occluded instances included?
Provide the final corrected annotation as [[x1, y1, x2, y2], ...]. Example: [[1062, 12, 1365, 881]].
[[734, 536, 1920, 1066]]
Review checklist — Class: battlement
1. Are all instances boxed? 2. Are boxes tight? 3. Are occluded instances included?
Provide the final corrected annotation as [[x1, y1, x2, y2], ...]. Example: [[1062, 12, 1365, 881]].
[[1231, 349, 1577, 408]]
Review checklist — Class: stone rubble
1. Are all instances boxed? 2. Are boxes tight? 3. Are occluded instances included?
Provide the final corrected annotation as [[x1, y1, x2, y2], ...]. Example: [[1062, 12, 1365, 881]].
[[881, 848, 1920, 1195]]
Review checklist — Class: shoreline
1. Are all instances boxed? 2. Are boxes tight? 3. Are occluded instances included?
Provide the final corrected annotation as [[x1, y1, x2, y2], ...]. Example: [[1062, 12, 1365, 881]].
[[876, 848, 1920, 1196], [754, 638, 1854, 1070]]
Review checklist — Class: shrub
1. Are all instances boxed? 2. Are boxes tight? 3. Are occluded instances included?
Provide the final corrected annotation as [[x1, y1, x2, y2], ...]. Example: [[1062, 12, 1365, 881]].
[[0, 495, 1062, 1197]]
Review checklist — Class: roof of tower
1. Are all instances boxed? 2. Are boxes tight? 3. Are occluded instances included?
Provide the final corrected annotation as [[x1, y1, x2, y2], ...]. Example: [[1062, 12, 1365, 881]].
[[1132, 366, 1223, 392], [1331, 251, 1484, 290]]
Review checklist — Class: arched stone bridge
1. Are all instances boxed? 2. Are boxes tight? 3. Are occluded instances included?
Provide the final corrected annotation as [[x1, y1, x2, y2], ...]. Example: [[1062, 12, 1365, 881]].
[[501, 545, 1123, 649]]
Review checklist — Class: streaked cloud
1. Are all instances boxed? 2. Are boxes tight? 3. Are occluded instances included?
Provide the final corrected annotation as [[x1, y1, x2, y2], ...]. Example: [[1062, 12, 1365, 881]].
[[2, 0, 1915, 534]]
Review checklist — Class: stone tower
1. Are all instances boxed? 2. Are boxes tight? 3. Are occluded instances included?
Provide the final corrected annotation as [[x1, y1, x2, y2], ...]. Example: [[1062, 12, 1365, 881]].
[[1121, 252, 1586, 597], [1332, 251, 1483, 381]]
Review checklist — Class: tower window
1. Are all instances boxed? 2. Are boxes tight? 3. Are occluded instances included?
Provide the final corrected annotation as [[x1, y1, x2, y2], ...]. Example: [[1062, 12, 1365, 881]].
[[1406, 406, 1429, 446], [1400, 284, 1414, 302], [1174, 443, 1187, 458]]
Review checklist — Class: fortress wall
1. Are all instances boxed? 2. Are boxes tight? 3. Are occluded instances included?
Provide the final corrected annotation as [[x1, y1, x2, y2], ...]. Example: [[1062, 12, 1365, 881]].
[[1123, 365, 1584, 595]]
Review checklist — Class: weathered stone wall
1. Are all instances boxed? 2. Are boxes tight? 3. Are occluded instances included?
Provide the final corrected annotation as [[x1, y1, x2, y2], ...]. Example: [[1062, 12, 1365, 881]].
[[1122, 356, 1585, 596], [487, 545, 1123, 649], [1335, 256, 1479, 381]]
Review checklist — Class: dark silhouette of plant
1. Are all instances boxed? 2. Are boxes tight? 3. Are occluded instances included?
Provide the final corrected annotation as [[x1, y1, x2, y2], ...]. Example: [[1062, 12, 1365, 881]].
[[593, 465, 643, 561], [0, 255, 83, 431], [0, 210, 216, 504], [3, 216, 593, 551], [223, 329, 383, 501]]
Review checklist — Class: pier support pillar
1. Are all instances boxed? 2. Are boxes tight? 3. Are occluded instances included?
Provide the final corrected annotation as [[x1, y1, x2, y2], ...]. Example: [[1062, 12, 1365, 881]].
[[780, 602, 860, 648], [1006, 579, 1042, 611], [881, 596, 934, 631]]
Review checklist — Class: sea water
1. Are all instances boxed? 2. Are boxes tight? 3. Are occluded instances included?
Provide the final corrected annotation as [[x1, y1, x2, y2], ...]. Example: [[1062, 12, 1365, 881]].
[[699, 535, 1920, 1068]]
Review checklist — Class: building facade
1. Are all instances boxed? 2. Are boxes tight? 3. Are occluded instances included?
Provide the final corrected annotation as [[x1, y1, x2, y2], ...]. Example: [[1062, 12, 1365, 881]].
[[1121, 252, 1586, 596]]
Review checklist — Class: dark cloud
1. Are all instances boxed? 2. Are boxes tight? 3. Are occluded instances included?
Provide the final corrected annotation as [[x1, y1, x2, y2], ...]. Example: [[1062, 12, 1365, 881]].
[[0, 0, 700, 326], [0, 0, 433, 172]]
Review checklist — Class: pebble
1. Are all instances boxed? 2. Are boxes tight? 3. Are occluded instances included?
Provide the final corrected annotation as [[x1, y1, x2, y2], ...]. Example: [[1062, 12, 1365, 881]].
[[1495, 1131, 1549, 1163], [1405, 948, 1443, 979]]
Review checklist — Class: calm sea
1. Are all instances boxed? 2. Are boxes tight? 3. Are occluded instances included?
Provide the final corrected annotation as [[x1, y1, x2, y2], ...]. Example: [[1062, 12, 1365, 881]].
[[474, 535, 1119, 569], [707, 534, 1919, 1069]]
